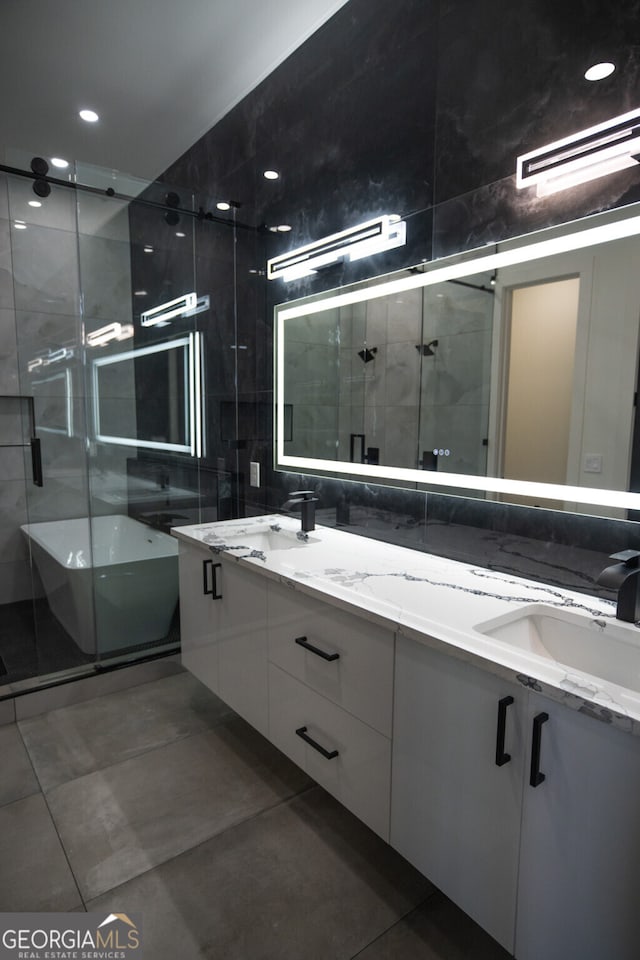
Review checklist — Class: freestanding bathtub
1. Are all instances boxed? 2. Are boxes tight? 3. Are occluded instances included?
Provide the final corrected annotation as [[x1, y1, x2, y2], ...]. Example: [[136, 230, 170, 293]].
[[21, 514, 179, 654]]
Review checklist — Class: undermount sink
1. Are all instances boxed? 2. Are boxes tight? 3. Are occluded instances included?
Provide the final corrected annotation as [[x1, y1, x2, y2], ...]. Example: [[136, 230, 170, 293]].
[[217, 527, 321, 554], [475, 604, 640, 693]]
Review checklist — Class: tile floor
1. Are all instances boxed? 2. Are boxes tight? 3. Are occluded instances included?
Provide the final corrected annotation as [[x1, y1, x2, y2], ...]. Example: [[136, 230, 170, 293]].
[[0, 669, 512, 959]]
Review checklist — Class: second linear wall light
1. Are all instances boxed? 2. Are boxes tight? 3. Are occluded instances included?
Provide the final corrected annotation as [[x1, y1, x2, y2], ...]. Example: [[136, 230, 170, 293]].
[[517, 106, 640, 196], [267, 215, 407, 281]]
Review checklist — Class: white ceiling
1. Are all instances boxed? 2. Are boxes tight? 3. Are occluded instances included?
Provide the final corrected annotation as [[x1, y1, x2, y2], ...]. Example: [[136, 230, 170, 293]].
[[0, 0, 349, 183]]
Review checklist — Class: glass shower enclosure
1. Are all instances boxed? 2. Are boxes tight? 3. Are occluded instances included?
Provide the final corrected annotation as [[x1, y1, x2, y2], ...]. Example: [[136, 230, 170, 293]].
[[0, 155, 232, 694]]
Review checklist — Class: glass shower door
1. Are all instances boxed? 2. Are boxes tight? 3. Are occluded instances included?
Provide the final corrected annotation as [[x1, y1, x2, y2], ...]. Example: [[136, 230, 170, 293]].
[[7, 167, 97, 682], [78, 164, 203, 662]]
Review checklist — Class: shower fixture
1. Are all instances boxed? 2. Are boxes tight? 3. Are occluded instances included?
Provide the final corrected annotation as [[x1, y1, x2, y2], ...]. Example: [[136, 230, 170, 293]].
[[357, 347, 377, 363], [416, 340, 438, 356]]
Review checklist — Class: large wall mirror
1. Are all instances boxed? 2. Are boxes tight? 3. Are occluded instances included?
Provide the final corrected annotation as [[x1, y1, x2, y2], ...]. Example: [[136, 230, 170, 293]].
[[275, 203, 640, 517], [92, 333, 203, 456]]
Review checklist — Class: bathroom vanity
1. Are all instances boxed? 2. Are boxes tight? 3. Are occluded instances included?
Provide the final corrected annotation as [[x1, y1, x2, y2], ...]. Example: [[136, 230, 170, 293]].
[[172, 516, 640, 960]]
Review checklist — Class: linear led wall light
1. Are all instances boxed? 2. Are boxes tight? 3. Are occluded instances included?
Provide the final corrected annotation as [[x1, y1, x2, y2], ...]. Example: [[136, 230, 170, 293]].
[[139, 292, 209, 327], [517, 107, 640, 196], [140, 292, 198, 327], [267, 215, 407, 282], [86, 322, 134, 347], [27, 348, 74, 372]]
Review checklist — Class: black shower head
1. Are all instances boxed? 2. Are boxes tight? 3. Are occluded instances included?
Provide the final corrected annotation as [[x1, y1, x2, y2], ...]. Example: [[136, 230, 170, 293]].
[[357, 347, 377, 363], [416, 339, 438, 356]]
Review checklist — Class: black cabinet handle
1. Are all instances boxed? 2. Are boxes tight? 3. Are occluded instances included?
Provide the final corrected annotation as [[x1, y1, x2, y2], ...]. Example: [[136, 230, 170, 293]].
[[530, 712, 549, 787], [295, 725, 339, 760], [202, 559, 223, 600], [495, 695, 514, 767], [30, 437, 43, 486], [202, 559, 212, 595], [211, 562, 222, 599], [295, 636, 340, 662]]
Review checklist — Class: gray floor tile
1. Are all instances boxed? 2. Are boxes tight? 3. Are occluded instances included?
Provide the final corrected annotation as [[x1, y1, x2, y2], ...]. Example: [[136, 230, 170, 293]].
[[0, 724, 39, 806], [353, 893, 513, 960], [87, 786, 432, 960], [47, 716, 312, 901], [0, 794, 82, 911], [19, 672, 233, 790]]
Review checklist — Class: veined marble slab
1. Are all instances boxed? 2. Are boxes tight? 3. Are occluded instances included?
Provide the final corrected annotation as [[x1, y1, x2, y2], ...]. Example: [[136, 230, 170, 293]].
[[171, 515, 640, 734]]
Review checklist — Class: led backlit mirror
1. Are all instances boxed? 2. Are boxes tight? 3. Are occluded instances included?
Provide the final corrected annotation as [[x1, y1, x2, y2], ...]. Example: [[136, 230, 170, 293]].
[[92, 333, 203, 456], [275, 203, 640, 517]]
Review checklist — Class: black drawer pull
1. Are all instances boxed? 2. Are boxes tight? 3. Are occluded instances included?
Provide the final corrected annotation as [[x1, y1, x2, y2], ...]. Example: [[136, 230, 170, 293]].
[[202, 559, 212, 595], [530, 712, 549, 787], [211, 562, 222, 599], [294, 636, 340, 662], [295, 725, 339, 760], [495, 695, 514, 767], [202, 559, 223, 600]]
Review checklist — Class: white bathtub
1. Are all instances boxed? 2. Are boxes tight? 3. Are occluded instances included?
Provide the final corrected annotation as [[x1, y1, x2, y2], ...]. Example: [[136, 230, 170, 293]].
[[21, 515, 179, 654]]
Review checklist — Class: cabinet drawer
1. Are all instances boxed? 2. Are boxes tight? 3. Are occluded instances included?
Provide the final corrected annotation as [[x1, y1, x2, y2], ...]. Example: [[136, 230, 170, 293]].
[[267, 581, 394, 736], [268, 663, 391, 840]]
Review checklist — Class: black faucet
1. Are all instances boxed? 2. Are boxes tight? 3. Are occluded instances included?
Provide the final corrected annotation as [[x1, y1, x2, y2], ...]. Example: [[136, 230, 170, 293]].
[[596, 549, 640, 622], [282, 490, 318, 532]]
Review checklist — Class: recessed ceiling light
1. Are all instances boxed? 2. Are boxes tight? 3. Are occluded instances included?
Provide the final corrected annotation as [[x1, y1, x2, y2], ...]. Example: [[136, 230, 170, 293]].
[[50, 157, 69, 168], [216, 201, 231, 211], [263, 170, 279, 180], [134, 290, 148, 296], [143, 245, 153, 253], [585, 62, 615, 81], [14, 221, 26, 229], [175, 231, 186, 238], [79, 109, 99, 123], [277, 224, 292, 232], [28, 200, 42, 208]]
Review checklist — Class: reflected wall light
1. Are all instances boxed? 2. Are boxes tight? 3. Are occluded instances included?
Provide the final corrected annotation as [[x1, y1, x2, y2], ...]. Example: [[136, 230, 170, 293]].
[[140, 292, 197, 326], [267, 214, 407, 281], [140, 292, 210, 327], [517, 107, 640, 196], [86, 322, 134, 347]]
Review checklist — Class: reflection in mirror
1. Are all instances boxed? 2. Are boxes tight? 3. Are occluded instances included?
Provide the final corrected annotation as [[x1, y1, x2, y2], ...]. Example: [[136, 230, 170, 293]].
[[31, 368, 74, 437], [275, 203, 640, 516], [92, 333, 203, 456]]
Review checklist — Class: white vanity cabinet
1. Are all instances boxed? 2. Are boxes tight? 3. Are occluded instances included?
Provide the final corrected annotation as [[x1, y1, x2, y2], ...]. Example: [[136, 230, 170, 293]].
[[392, 633, 640, 959], [391, 633, 526, 951], [515, 692, 640, 960], [178, 541, 269, 736], [266, 581, 395, 840]]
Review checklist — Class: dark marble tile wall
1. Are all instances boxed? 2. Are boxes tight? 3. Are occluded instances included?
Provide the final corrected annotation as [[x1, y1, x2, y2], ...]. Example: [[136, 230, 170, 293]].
[[148, 0, 640, 601]]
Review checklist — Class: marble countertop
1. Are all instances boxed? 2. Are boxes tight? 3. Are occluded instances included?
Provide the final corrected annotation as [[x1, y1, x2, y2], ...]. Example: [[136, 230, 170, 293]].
[[171, 515, 640, 734]]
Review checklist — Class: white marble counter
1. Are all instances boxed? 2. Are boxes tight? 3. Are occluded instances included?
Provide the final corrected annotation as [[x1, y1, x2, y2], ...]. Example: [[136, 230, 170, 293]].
[[171, 515, 640, 733]]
